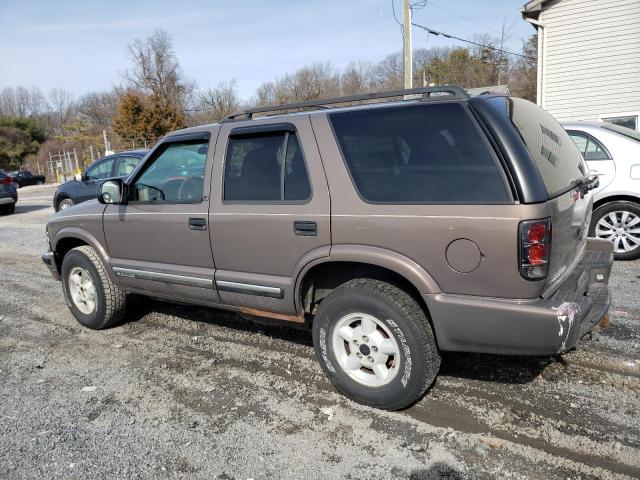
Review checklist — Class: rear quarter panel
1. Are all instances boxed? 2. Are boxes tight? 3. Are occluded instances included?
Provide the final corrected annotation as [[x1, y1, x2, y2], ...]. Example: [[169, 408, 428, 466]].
[[311, 113, 549, 299]]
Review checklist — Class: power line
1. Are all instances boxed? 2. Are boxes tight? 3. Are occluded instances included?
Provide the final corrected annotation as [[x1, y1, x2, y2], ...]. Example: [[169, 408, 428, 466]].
[[427, 1, 503, 34], [391, 0, 403, 27], [411, 22, 535, 60]]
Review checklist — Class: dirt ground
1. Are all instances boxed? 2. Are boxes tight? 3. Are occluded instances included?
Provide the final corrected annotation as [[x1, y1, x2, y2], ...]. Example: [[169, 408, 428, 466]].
[[1, 184, 639, 480]]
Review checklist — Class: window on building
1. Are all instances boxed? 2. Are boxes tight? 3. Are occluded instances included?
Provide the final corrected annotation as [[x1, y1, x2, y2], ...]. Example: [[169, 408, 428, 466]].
[[602, 115, 638, 131]]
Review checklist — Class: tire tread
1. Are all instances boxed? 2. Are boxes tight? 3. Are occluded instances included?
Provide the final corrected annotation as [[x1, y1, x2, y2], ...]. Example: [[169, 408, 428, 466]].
[[315, 278, 440, 410], [71, 245, 126, 329]]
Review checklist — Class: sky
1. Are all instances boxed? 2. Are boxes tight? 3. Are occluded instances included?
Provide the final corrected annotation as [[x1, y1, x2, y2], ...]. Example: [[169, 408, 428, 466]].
[[0, 0, 535, 101]]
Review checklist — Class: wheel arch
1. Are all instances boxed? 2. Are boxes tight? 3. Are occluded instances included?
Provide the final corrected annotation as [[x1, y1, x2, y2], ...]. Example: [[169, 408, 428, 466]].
[[53, 228, 114, 281], [294, 245, 441, 316], [593, 194, 640, 211]]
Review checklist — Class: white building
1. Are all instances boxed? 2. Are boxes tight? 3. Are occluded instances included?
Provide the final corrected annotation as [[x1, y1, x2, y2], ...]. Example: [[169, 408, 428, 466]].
[[522, 0, 640, 131]]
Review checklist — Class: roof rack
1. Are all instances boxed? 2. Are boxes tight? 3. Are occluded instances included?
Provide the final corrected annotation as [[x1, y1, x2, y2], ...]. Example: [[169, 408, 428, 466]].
[[224, 86, 469, 121]]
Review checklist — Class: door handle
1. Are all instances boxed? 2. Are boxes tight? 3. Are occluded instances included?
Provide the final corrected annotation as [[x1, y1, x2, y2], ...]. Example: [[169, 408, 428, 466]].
[[294, 220, 317, 236], [189, 217, 207, 231]]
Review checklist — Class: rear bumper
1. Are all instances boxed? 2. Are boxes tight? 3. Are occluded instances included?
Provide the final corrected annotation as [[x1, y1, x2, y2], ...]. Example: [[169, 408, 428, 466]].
[[424, 238, 613, 355], [42, 251, 60, 280]]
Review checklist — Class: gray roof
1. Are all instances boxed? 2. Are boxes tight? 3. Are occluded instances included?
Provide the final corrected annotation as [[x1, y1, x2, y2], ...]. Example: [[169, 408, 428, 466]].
[[466, 85, 511, 96]]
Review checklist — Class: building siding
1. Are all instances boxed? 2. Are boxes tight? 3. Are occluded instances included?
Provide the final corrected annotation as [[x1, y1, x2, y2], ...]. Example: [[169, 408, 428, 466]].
[[539, 0, 640, 124]]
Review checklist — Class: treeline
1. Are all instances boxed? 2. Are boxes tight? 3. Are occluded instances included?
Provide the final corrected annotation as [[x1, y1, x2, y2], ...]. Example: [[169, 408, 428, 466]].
[[0, 29, 536, 172]]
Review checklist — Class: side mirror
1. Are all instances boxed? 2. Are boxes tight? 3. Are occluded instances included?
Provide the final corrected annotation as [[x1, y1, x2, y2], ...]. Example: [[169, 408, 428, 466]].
[[74, 173, 83, 182], [98, 179, 124, 204]]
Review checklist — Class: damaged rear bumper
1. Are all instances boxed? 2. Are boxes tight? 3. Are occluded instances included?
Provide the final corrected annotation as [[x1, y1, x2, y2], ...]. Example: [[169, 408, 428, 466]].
[[424, 238, 613, 356]]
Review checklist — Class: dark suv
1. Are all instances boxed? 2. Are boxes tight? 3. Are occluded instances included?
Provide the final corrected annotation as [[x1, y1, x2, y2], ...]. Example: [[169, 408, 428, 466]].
[[53, 149, 147, 211], [42, 87, 612, 410]]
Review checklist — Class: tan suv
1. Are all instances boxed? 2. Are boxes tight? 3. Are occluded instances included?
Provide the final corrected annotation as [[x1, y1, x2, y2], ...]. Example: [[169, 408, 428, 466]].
[[43, 87, 613, 410]]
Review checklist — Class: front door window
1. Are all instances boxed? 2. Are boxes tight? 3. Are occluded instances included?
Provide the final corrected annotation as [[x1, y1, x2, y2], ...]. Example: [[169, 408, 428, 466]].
[[132, 141, 207, 203]]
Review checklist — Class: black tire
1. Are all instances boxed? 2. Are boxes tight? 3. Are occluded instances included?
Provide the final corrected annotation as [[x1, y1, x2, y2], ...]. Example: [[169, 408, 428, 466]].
[[36, 180, 44, 185], [589, 201, 640, 261], [312, 278, 440, 410], [57, 197, 74, 211], [61, 245, 127, 329], [0, 203, 15, 215]]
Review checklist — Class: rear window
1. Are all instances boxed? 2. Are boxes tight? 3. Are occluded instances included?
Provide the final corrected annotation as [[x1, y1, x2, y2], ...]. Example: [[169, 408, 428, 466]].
[[509, 98, 587, 198], [329, 103, 510, 204], [602, 123, 640, 142]]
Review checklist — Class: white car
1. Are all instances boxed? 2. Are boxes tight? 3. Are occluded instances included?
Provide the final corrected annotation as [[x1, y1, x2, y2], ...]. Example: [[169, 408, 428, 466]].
[[563, 121, 640, 260]]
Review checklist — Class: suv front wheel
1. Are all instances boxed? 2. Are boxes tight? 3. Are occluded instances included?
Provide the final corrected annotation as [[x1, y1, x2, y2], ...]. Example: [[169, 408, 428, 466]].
[[590, 201, 640, 260], [61, 245, 127, 329], [312, 278, 440, 410]]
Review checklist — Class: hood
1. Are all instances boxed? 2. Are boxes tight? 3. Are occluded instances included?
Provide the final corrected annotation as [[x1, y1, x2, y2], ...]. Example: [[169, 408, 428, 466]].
[[49, 199, 105, 224]]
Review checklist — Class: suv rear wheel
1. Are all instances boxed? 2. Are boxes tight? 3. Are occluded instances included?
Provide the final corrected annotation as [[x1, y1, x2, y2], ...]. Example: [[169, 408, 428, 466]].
[[61, 245, 127, 329], [590, 201, 640, 260], [312, 278, 440, 410]]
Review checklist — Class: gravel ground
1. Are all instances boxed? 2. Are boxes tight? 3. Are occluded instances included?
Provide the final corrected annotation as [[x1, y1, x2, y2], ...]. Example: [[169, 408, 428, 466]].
[[1, 185, 639, 480]]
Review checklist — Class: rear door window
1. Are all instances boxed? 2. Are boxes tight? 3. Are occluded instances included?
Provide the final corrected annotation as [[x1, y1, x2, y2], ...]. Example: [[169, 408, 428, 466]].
[[224, 131, 311, 202], [329, 103, 510, 203], [509, 98, 588, 198]]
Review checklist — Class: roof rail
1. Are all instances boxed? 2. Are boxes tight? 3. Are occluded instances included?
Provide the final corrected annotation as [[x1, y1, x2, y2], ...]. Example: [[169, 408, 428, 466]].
[[224, 86, 469, 121]]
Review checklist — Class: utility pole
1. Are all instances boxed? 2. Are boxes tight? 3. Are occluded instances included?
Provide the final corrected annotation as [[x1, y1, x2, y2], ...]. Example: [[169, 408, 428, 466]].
[[403, 0, 412, 89], [103, 130, 112, 155]]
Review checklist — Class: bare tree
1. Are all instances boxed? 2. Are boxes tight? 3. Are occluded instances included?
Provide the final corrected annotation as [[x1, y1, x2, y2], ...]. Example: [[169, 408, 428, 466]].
[[125, 29, 192, 111], [340, 62, 374, 95], [195, 80, 241, 122], [47, 88, 75, 135], [0, 86, 48, 118], [77, 87, 124, 130], [253, 63, 340, 107]]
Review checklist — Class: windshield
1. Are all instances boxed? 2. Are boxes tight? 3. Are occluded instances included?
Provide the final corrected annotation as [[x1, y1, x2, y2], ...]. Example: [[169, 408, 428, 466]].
[[602, 123, 640, 142]]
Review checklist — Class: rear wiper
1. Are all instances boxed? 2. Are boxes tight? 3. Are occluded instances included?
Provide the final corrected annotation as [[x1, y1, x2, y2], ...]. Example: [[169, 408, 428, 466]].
[[572, 176, 599, 196]]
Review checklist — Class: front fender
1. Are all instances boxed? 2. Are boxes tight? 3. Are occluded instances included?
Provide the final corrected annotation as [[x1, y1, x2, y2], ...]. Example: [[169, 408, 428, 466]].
[[51, 227, 116, 282]]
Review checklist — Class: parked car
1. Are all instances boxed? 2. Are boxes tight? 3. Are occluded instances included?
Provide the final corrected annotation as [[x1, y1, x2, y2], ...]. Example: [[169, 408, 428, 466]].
[[42, 87, 612, 410], [9, 170, 45, 188], [563, 121, 640, 260], [0, 171, 18, 214], [53, 150, 148, 211]]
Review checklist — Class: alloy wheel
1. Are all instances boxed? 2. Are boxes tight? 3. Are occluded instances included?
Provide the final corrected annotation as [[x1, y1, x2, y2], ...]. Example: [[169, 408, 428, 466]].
[[595, 210, 640, 253], [68, 266, 97, 314], [331, 312, 400, 387]]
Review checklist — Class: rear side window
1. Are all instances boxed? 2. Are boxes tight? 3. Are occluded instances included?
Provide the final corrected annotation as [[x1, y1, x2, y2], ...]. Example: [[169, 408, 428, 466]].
[[509, 98, 587, 198], [116, 155, 142, 176], [224, 131, 311, 202], [329, 103, 510, 204], [568, 132, 610, 161]]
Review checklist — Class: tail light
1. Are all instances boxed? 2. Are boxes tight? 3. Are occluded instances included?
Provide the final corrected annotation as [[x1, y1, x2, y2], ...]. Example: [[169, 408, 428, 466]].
[[519, 218, 551, 280], [0, 175, 13, 185]]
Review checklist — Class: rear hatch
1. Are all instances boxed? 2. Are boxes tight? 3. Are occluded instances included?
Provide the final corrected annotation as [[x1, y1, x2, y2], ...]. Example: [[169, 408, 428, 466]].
[[509, 98, 592, 295]]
